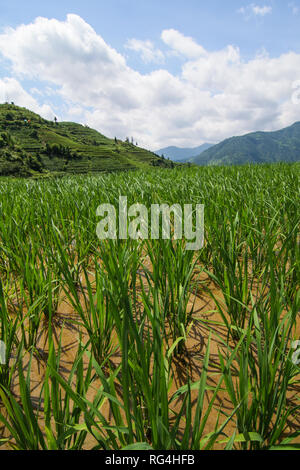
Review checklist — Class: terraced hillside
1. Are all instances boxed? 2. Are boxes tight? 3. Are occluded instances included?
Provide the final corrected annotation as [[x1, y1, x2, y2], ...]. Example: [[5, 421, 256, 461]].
[[0, 103, 171, 176]]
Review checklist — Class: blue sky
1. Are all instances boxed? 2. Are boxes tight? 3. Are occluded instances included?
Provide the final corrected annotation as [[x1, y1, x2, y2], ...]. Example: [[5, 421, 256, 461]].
[[0, 1, 300, 148]]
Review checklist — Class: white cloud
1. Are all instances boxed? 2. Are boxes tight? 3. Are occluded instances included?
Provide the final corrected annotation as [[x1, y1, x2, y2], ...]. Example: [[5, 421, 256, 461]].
[[0, 77, 54, 119], [125, 38, 164, 64], [0, 15, 299, 149], [252, 5, 272, 15], [238, 4, 272, 19], [161, 29, 206, 59], [288, 2, 299, 15]]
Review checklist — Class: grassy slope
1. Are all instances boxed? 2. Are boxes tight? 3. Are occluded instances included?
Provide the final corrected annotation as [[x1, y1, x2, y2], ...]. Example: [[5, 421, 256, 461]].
[[0, 104, 172, 176], [192, 122, 300, 166]]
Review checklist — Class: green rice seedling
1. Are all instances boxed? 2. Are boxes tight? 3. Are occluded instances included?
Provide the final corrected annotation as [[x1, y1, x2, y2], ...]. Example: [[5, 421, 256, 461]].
[[50, 222, 85, 289], [50, 321, 235, 450], [0, 356, 47, 450], [59, 261, 116, 366], [52, 228, 117, 365], [0, 350, 93, 450], [82, 244, 233, 449], [253, 236, 299, 351], [96, 238, 142, 319], [16, 259, 60, 350], [219, 291, 300, 450], [43, 316, 94, 450], [270, 219, 300, 306], [0, 281, 21, 392], [143, 239, 199, 355], [0, 162, 299, 451], [206, 213, 253, 340], [0, 313, 95, 450], [73, 237, 187, 448], [81, 263, 116, 366], [169, 337, 238, 451]]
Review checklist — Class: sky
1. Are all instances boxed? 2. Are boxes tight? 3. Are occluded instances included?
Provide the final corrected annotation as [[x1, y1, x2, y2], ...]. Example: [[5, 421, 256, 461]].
[[0, 0, 300, 149]]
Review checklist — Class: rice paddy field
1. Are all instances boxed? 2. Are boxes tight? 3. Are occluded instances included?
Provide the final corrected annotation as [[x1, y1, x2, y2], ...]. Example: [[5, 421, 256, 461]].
[[0, 162, 299, 451]]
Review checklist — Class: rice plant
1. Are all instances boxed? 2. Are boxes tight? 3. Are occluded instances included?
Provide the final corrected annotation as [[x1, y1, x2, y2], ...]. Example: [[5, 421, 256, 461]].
[[0, 162, 299, 450]]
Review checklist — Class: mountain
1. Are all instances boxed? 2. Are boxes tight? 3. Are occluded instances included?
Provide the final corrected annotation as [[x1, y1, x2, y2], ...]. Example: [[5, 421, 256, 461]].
[[155, 143, 214, 162], [0, 104, 172, 176], [192, 122, 300, 166]]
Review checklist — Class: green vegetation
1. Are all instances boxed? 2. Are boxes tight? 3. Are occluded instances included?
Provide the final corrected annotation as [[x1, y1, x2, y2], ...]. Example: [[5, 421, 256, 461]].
[[0, 163, 299, 450], [0, 103, 171, 176], [192, 122, 300, 165]]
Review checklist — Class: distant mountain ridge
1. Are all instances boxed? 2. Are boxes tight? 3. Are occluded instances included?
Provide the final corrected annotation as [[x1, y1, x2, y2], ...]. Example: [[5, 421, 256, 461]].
[[191, 122, 300, 166], [155, 143, 214, 162]]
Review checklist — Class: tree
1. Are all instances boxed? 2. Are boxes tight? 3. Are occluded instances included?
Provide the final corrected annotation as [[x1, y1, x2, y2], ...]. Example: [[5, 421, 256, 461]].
[[30, 130, 38, 139]]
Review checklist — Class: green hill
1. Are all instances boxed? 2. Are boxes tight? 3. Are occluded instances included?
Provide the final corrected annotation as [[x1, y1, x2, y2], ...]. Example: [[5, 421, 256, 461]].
[[0, 103, 172, 176], [192, 122, 300, 166]]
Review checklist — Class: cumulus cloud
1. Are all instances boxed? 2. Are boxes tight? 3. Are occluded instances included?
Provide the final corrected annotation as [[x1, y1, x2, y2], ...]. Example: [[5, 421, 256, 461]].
[[238, 4, 272, 19], [252, 5, 272, 15], [161, 29, 206, 59], [288, 2, 299, 15], [125, 38, 164, 64], [0, 77, 54, 119], [0, 15, 299, 149]]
